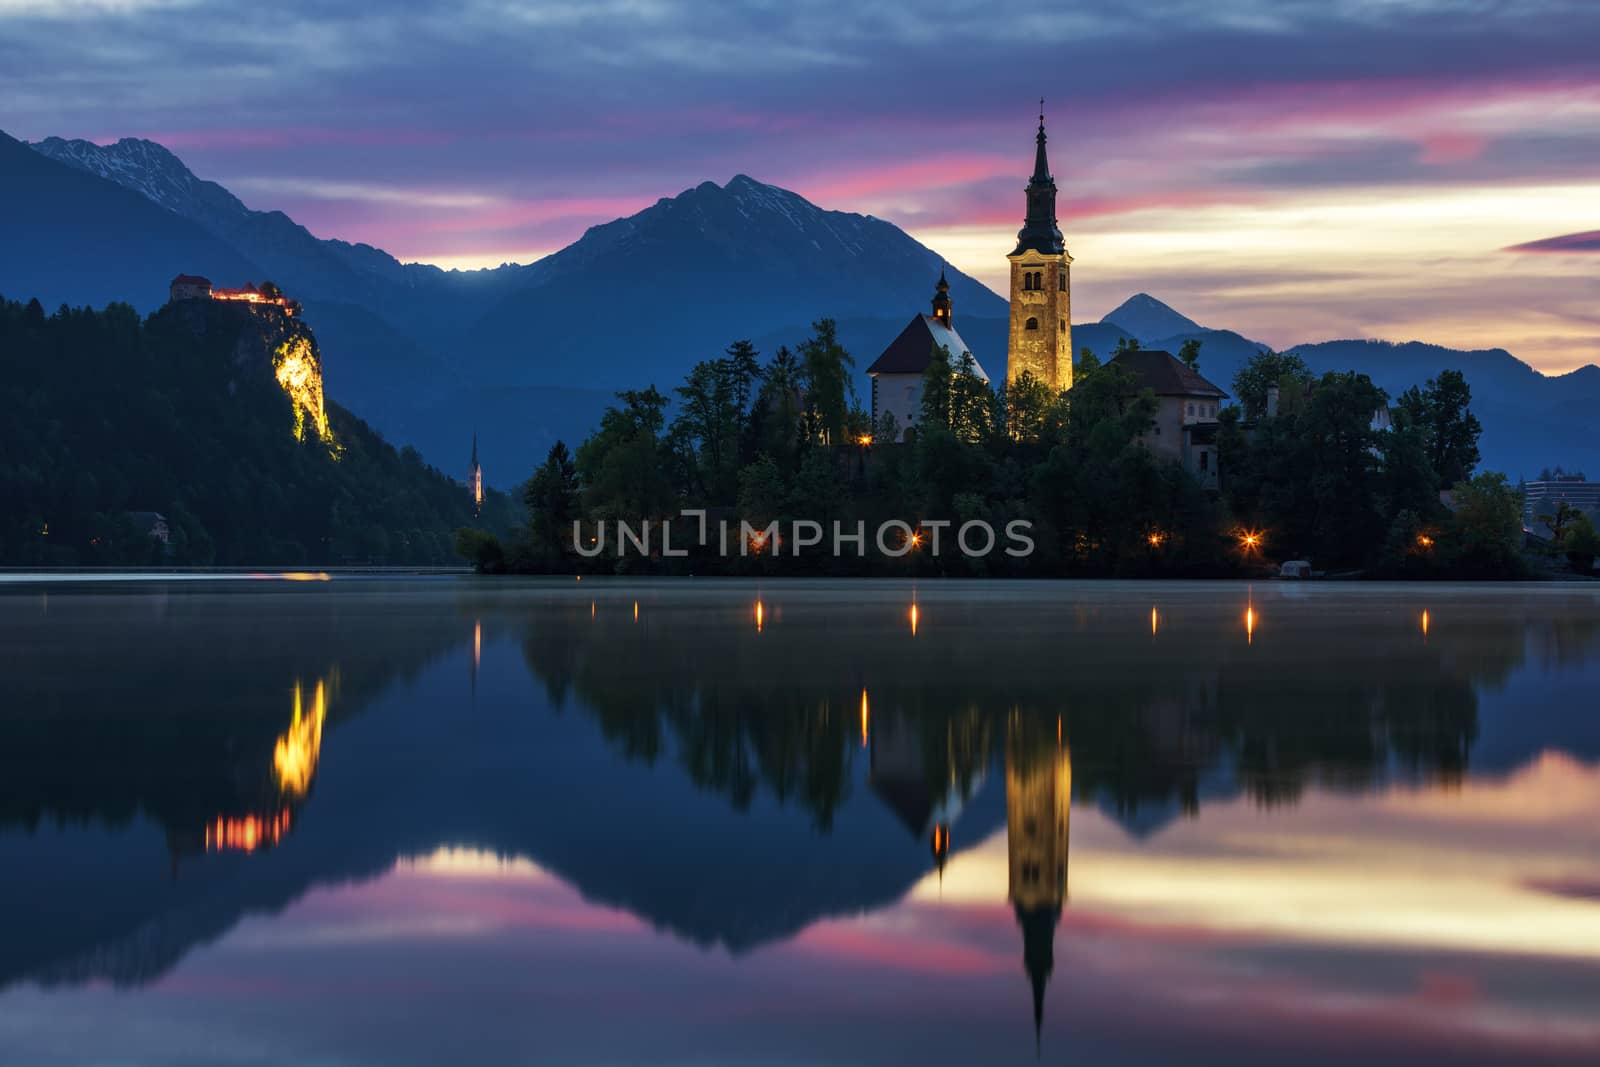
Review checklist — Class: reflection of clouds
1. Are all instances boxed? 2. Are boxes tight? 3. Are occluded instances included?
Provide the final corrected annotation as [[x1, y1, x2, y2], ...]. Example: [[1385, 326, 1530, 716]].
[[905, 755, 1600, 963], [397, 846, 551, 881], [1379, 750, 1600, 823], [227, 914, 497, 949]]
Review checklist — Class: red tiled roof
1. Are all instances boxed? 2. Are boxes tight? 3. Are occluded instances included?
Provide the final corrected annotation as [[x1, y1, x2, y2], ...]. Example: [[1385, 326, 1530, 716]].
[[170, 273, 211, 286], [1106, 349, 1229, 399]]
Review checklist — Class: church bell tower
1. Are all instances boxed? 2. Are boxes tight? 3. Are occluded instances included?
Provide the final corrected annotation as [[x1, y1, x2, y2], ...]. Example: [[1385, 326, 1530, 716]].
[[1006, 104, 1073, 393]]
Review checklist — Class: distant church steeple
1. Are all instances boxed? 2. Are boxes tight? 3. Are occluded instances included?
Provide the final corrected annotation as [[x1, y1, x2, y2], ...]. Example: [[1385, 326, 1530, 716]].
[[470, 432, 483, 516], [1006, 102, 1074, 397], [931, 267, 952, 328]]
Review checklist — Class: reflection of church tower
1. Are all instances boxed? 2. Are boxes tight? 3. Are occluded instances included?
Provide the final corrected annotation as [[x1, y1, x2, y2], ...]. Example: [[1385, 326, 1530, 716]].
[[1006, 714, 1071, 1051], [1006, 104, 1073, 394]]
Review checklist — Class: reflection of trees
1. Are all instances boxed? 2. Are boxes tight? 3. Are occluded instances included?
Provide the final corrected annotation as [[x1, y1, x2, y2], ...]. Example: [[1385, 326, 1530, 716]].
[[520, 601, 859, 828], [505, 589, 1584, 830]]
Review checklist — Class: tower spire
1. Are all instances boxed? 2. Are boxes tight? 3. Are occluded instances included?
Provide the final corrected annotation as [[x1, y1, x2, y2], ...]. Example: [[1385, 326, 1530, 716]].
[[931, 265, 952, 328], [1012, 104, 1063, 257], [1033, 100, 1050, 182], [470, 430, 484, 515]]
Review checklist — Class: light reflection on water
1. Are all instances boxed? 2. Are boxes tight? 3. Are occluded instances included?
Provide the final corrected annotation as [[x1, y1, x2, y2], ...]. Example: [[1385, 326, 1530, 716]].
[[1, 578, 1599, 1066]]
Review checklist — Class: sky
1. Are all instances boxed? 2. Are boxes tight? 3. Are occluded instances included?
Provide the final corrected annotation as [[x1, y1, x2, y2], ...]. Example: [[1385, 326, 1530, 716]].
[[2, 0, 1598, 371]]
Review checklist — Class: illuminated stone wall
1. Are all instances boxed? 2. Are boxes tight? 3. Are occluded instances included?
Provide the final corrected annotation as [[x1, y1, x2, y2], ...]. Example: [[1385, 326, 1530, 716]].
[[1006, 251, 1073, 393], [1006, 719, 1071, 910]]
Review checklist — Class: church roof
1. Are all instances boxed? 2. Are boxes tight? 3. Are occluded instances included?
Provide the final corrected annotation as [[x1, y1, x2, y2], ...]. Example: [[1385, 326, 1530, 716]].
[[1106, 349, 1229, 399], [866, 315, 991, 381]]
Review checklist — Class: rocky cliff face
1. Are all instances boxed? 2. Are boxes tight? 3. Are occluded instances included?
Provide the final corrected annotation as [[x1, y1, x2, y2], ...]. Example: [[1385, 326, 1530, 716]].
[[162, 299, 337, 453]]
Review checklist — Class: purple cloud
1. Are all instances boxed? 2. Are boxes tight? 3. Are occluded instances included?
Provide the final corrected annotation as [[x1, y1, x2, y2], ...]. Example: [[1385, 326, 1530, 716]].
[[1506, 231, 1600, 253]]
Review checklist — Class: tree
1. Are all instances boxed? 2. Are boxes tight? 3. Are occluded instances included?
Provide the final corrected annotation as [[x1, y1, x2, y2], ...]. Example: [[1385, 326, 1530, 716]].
[[1113, 336, 1142, 356], [737, 454, 787, 526], [454, 527, 505, 572], [576, 386, 674, 519], [1397, 370, 1481, 487], [1538, 499, 1582, 543], [1178, 338, 1202, 371], [790, 449, 846, 529], [755, 345, 804, 470], [949, 350, 994, 443], [1447, 471, 1524, 576], [523, 440, 580, 559], [723, 339, 762, 417], [1005, 370, 1050, 441], [1381, 409, 1441, 521], [1232, 349, 1309, 420], [919, 343, 953, 430], [1563, 512, 1599, 574], [797, 318, 854, 445], [673, 359, 740, 501]]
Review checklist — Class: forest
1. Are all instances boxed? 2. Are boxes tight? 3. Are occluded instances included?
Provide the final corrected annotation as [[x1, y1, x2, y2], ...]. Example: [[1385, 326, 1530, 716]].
[[461, 318, 1574, 578], [0, 296, 512, 566]]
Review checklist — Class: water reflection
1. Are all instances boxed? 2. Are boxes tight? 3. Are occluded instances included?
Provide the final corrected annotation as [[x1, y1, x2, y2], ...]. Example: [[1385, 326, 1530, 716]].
[[1, 581, 1599, 1064]]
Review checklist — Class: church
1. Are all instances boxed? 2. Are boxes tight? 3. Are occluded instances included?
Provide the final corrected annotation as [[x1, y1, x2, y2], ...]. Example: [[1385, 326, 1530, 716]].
[[868, 109, 1228, 486], [866, 107, 1071, 436]]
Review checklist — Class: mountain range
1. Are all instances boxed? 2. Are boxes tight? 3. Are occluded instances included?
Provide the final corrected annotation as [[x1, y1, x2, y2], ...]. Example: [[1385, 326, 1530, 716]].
[[7, 129, 1598, 482]]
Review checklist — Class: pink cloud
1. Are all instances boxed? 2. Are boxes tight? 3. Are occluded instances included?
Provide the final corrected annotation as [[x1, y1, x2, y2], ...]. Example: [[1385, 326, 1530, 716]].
[[783, 920, 1011, 976], [1419, 133, 1487, 165]]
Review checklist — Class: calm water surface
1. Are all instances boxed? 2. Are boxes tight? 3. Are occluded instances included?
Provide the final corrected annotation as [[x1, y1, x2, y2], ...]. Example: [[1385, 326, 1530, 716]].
[[2, 577, 1599, 1065]]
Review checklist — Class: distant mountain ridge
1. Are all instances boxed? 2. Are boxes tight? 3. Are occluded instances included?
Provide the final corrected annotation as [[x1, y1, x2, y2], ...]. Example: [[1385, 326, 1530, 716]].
[[7, 130, 1598, 480]]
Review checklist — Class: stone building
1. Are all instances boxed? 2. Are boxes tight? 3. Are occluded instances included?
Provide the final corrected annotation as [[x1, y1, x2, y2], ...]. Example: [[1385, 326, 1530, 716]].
[[1107, 349, 1229, 490], [1006, 107, 1073, 394], [168, 274, 212, 302], [865, 270, 990, 441]]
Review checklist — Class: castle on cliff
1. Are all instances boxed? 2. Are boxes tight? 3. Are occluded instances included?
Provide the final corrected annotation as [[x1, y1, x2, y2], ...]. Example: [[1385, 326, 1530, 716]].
[[169, 274, 298, 315]]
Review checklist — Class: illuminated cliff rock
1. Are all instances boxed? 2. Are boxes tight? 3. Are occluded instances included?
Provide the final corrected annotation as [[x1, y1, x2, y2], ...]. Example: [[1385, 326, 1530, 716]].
[[273, 678, 328, 798], [272, 336, 337, 453]]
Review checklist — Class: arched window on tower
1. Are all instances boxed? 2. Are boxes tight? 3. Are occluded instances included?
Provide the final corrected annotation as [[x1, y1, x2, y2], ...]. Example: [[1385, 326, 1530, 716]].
[[1025, 317, 1039, 331], [1032, 271, 1042, 290], [1058, 273, 1067, 291]]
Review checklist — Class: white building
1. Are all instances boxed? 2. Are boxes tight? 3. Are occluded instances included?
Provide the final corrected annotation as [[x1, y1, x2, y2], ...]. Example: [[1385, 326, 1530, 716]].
[[866, 270, 991, 441]]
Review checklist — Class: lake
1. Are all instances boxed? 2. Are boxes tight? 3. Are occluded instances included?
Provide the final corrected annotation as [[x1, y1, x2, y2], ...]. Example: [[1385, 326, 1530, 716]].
[[2, 576, 1599, 1065]]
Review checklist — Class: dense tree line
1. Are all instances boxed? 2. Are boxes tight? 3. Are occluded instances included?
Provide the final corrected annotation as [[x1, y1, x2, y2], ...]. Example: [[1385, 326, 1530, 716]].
[[0, 295, 512, 565], [1218, 353, 1532, 575], [460, 316, 1532, 578]]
